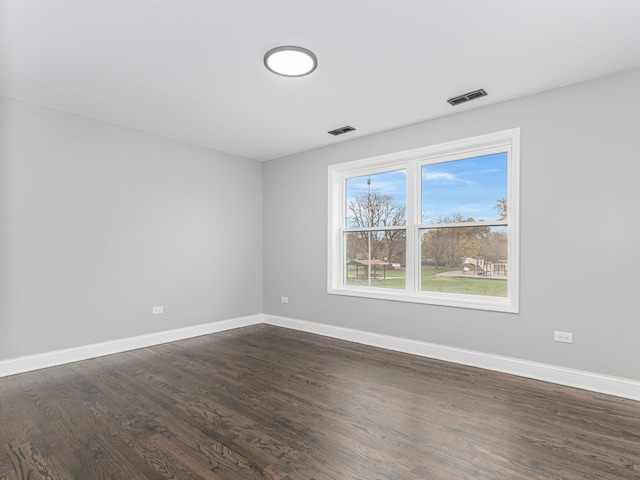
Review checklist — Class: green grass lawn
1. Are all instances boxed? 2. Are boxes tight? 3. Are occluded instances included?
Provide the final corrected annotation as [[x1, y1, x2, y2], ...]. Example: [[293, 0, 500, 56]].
[[345, 266, 507, 296], [345, 266, 406, 289], [421, 268, 507, 296]]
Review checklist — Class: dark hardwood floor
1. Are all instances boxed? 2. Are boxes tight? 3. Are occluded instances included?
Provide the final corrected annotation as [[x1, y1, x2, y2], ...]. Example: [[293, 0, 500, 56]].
[[0, 324, 639, 479]]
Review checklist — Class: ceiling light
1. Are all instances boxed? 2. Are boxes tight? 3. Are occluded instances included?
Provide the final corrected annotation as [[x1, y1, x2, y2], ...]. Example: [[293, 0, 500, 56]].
[[264, 46, 317, 77]]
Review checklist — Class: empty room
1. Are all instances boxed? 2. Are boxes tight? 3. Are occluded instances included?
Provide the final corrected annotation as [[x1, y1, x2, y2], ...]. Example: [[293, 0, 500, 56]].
[[1, 1, 640, 479]]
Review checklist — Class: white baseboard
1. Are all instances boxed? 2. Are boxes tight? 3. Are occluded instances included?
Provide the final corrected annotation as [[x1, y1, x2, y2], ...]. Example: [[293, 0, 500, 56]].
[[263, 314, 640, 401], [3, 313, 639, 402], [0, 314, 262, 378]]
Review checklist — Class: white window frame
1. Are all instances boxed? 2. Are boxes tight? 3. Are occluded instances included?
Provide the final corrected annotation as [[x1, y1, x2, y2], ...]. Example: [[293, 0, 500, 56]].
[[328, 128, 520, 313]]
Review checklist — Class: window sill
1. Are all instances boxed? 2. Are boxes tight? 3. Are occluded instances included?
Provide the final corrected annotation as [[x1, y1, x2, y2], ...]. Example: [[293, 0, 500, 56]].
[[328, 286, 518, 313]]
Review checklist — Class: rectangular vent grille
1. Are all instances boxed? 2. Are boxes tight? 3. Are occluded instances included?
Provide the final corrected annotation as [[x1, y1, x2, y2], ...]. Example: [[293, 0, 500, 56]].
[[447, 89, 487, 106], [328, 126, 356, 136]]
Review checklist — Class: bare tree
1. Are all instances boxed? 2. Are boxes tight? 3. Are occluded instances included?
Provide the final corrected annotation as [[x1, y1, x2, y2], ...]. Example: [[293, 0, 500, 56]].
[[494, 198, 507, 220], [421, 214, 488, 268], [347, 192, 406, 262]]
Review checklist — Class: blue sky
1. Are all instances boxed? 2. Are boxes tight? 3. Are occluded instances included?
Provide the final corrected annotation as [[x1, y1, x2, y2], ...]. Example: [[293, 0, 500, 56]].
[[346, 169, 407, 202], [346, 152, 507, 225], [422, 152, 507, 222]]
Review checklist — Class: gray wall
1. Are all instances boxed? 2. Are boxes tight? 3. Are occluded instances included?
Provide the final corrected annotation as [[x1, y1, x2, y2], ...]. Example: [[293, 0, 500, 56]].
[[263, 68, 640, 381], [0, 97, 263, 361]]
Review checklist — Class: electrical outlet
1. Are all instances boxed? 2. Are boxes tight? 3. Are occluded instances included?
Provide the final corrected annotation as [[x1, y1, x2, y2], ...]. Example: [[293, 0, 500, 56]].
[[152, 306, 164, 315], [281, 297, 289, 304], [554, 331, 573, 343]]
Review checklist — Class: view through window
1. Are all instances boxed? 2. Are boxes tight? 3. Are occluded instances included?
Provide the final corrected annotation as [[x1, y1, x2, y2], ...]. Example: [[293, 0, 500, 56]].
[[345, 169, 407, 289], [420, 153, 508, 297]]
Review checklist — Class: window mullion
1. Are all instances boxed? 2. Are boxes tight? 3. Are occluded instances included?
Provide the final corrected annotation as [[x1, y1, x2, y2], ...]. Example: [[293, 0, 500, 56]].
[[405, 162, 417, 292]]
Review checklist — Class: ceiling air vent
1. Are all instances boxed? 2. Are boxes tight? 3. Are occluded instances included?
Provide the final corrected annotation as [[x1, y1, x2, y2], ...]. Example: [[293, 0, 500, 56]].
[[328, 126, 356, 136], [447, 89, 487, 106]]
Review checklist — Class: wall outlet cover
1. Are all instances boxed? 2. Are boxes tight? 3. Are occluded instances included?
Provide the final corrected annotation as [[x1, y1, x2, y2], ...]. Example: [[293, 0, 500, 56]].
[[554, 331, 573, 343]]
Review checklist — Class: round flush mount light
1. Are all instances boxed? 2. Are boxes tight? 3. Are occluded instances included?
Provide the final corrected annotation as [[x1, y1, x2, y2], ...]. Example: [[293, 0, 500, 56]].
[[264, 46, 317, 77]]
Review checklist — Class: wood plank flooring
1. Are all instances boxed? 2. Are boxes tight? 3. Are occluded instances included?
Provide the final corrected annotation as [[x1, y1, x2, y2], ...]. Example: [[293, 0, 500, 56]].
[[1, 324, 639, 479]]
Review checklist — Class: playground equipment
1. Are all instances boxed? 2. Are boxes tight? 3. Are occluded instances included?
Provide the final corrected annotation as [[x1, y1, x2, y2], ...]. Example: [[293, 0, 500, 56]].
[[462, 256, 507, 276]]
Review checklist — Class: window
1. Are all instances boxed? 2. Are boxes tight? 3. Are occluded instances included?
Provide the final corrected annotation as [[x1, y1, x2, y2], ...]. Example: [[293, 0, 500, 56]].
[[328, 129, 520, 312]]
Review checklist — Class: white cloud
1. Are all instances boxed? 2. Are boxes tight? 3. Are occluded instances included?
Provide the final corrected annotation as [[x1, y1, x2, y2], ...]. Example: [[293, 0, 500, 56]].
[[422, 171, 472, 184]]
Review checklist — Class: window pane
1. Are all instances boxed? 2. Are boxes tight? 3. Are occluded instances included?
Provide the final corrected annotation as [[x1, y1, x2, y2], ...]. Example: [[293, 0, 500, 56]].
[[421, 153, 507, 224], [346, 170, 406, 228], [344, 230, 406, 289], [420, 226, 507, 297]]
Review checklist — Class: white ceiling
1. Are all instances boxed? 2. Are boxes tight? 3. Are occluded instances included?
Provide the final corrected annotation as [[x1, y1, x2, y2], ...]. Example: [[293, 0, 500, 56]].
[[2, 1, 640, 161]]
